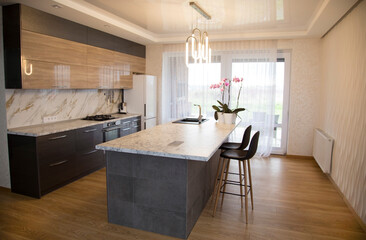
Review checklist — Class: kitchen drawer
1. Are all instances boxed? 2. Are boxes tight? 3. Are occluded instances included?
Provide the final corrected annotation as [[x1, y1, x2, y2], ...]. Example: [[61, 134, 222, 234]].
[[37, 130, 76, 163], [74, 150, 104, 176], [39, 156, 76, 194], [120, 127, 131, 137], [131, 118, 141, 127], [76, 124, 102, 153], [122, 120, 132, 128], [131, 125, 141, 134]]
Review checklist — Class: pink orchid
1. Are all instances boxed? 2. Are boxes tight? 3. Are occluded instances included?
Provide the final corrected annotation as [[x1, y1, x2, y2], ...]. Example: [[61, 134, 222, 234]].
[[209, 76, 244, 107]]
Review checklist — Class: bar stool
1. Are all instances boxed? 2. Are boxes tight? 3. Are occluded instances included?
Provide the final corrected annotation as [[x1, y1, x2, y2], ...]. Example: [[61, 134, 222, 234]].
[[220, 125, 252, 151], [213, 125, 252, 203], [212, 131, 260, 223]]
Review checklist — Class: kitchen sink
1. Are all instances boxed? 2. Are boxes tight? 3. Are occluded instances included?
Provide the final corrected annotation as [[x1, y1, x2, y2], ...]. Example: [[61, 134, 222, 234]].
[[173, 118, 208, 124]]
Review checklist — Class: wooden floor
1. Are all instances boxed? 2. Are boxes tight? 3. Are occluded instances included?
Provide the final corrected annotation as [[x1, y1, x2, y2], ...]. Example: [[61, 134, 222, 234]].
[[0, 156, 365, 240]]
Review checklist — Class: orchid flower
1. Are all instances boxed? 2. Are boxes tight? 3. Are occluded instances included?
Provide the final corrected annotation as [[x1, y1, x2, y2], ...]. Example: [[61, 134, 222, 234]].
[[210, 76, 244, 109]]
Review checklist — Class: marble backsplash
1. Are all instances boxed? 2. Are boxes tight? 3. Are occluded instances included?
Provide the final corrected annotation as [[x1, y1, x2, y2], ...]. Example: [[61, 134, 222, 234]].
[[5, 89, 122, 129]]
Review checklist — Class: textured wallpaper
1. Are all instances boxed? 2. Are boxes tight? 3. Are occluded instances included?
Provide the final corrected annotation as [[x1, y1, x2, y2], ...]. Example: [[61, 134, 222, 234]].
[[277, 39, 322, 156], [6, 89, 121, 129], [320, 1, 366, 223]]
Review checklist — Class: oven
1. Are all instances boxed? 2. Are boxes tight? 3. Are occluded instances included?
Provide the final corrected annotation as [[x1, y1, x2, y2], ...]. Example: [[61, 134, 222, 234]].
[[102, 120, 123, 142]]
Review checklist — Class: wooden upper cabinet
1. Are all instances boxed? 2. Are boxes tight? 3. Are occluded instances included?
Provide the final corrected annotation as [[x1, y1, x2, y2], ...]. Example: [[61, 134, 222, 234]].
[[130, 55, 146, 74], [21, 30, 87, 65], [3, 4, 146, 90], [21, 30, 88, 89], [114, 51, 132, 89], [20, 32, 142, 89], [87, 46, 115, 89]]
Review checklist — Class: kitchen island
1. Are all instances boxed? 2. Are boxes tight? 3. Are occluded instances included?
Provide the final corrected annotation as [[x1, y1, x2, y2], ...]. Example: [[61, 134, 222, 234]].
[[96, 119, 239, 239]]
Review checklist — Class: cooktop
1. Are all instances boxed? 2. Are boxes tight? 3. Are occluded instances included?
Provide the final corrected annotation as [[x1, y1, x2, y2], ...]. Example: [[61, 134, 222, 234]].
[[82, 114, 115, 121]]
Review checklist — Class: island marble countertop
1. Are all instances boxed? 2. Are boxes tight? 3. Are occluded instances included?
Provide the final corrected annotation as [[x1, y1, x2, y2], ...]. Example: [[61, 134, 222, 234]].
[[96, 119, 240, 161], [7, 113, 140, 137]]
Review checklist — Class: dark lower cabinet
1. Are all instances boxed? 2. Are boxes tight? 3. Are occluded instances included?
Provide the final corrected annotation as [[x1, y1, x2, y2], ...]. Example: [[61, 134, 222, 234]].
[[120, 116, 141, 137], [8, 125, 105, 198]]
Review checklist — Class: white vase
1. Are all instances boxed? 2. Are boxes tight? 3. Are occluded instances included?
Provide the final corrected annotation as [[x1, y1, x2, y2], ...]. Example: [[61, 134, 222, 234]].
[[223, 113, 237, 124], [217, 112, 224, 124]]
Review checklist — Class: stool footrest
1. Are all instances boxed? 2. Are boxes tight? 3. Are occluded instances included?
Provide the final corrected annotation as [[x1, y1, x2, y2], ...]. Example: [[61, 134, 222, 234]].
[[224, 179, 251, 188], [219, 189, 251, 197]]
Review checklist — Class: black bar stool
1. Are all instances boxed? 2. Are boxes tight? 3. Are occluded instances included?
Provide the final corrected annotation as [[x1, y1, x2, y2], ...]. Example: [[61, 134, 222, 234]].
[[212, 131, 260, 223], [213, 125, 252, 204], [220, 125, 252, 151]]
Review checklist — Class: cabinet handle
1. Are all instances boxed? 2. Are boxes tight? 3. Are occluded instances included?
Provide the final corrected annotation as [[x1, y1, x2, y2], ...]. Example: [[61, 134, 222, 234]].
[[24, 62, 33, 76], [48, 135, 67, 140], [49, 159, 69, 167], [83, 149, 98, 155], [84, 128, 97, 133], [144, 104, 146, 117], [103, 128, 119, 132]]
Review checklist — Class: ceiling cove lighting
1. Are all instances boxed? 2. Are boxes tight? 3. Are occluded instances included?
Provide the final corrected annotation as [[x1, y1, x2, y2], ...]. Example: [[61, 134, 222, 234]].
[[185, 2, 212, 67]]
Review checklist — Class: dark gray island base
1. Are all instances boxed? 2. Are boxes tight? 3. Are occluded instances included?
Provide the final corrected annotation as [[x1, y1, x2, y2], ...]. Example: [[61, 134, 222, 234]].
[[106, 150, 221, 239], [97, 120, 239, 238]]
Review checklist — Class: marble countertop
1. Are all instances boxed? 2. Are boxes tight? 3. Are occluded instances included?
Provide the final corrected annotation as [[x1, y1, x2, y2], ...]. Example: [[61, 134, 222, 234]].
[[96, 119, 240, 161], [7, 113, 141, 137]]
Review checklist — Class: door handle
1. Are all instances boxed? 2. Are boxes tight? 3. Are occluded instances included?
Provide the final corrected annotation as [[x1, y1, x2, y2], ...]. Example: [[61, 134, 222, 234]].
[[49, 159, 68, 167], [24, 61, 33, 76], [83, 149, 98, 155], [84, 128, 97, 133], [48, 135, 67, 140]]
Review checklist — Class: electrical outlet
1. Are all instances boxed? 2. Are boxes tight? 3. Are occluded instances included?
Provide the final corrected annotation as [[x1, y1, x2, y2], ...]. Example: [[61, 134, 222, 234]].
[[43, 115, 58, 123]]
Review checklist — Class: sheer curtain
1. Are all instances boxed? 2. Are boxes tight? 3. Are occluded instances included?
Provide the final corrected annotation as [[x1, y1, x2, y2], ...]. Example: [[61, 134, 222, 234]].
[[162, 41, 277, 156], [161, 52, 189, 123], [162, 50, 221, 123]]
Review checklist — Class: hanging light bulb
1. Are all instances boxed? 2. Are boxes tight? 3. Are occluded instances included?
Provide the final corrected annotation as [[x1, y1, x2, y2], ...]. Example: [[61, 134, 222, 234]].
[[186, 28, 211, 67], [185, 2, 212, 68]]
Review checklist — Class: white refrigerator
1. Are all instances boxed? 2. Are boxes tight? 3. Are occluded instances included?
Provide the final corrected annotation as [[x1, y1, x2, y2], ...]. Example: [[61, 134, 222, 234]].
[[125, 75, 157, 130]]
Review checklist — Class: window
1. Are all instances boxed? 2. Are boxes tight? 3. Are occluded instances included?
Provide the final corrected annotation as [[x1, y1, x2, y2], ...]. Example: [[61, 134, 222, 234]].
[[162, 50, 291, 155]]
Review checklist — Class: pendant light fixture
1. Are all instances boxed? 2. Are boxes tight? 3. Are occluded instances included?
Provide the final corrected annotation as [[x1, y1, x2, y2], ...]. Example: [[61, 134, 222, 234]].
[[185, 2, 212, 67]]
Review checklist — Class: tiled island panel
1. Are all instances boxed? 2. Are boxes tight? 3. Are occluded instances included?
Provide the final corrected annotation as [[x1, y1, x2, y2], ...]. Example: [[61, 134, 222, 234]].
[[106, 150, 220, 239]]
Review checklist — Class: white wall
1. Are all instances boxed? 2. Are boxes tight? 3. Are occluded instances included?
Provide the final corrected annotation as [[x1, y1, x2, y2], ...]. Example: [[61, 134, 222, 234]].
[[0, 7, 10, 188], [320, 0, 366, 223], [278, 39, 322, 156]]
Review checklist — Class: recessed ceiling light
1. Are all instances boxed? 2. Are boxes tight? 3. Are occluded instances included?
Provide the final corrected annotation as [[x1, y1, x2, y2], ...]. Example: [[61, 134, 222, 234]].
[[52, 4, 62, 9]]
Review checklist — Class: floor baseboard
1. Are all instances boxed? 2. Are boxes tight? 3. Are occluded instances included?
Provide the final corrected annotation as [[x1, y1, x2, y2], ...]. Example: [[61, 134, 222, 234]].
[[283, 154, 314, 160]]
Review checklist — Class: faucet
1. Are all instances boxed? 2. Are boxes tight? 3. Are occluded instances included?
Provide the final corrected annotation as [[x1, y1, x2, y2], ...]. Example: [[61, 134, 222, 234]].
[[194, 104, 202, 123]]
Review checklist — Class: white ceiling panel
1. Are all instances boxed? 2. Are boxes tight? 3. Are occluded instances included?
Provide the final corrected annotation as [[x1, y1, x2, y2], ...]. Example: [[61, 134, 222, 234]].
[[0, 0, 358, 44]]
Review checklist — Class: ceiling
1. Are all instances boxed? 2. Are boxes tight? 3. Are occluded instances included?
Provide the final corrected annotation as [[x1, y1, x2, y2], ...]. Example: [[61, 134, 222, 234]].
[[0, 0, 358, 45]]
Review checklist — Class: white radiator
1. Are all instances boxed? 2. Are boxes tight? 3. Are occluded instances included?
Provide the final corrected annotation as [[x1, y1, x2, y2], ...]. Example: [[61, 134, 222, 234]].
[[313, 128, 334, 174]]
